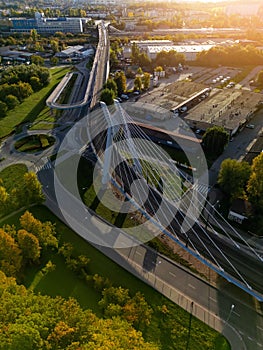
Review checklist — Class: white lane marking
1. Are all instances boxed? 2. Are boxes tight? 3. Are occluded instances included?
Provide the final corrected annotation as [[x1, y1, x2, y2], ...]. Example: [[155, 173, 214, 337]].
[[169, 271, 176, 277], [188, 284, 196, 290], [209, 296, 217, 303], [135, 251, 142, 256]]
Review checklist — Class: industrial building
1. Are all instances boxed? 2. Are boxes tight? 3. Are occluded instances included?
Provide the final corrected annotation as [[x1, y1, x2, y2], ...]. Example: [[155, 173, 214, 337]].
[[146, 44, 215, 61], [10, 12, 83, 34]]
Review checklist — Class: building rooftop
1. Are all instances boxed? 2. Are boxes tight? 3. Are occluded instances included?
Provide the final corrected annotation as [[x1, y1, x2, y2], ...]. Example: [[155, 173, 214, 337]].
[[147, 44, 215, 54]]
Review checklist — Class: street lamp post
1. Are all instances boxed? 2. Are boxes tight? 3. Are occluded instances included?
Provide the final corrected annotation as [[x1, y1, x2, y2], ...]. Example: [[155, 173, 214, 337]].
[[222, 304, 235, 333], [186, 301, 194, 350]]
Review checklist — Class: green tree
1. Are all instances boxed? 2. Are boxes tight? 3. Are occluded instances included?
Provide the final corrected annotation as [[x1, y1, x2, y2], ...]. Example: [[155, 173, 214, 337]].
[[17, 229, 41, 263], [134, 76, 142, 91], [50, 56, 59, 66], [103, 78, 118, 97], [0, 101, 8, 117], [114, 71, 127, 95], [31, 55, 44, 66], [0, 185, 9, 215], [30, 29, 38, 42], [22, 172, 45, 204], [4, 94, 19, 110], [19, 211, 58, 249], [100, 88, 115, 105], [50, 39, 59, 53], [217, 159, 251, 199], [29, 76, 42, 92], [202, 126, 229, 156], [247, 153, 263, 210], [142, 72, 151, 90]]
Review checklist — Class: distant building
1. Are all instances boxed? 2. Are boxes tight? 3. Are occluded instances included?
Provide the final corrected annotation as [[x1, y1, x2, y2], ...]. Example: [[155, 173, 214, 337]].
[[10, 12, 83, 34], [225, 3, 261, 17], [0, 47, 33, 64], [55, 45, 94, 60], [146, 44, 215, 61]]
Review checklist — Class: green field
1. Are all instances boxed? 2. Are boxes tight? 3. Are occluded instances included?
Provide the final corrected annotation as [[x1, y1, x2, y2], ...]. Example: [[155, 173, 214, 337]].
[[0, 66, 71, 138], [0, 163, 28, 192]]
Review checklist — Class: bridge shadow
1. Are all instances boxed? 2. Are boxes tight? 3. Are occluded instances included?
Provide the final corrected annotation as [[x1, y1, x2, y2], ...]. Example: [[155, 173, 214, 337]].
[[90, 188, 106, 212], [142, 248, 158, 273]]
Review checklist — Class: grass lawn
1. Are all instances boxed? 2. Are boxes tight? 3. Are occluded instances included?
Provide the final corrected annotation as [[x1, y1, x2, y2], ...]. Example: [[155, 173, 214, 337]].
[[0, 66, 71, 138], [0, 205, 230, 350], [0, 163, 28, 192]]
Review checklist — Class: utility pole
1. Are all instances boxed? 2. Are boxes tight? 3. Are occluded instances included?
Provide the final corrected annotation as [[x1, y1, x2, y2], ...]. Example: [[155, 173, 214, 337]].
[[186, 301, 194, 350]]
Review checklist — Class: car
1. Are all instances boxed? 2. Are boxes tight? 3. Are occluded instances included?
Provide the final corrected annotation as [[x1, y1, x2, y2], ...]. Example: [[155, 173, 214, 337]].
[[133, 91, 140, 95], [120, 94, 129, 100], [195, 129, 201, 134], [116, 97, 122, 103], [179, 106, 187, 112], [246, 124, 255, 129]]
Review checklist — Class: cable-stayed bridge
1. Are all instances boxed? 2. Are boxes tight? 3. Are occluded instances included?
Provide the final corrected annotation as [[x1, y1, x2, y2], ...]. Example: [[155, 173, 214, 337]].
[[83, 100, 263, 301]]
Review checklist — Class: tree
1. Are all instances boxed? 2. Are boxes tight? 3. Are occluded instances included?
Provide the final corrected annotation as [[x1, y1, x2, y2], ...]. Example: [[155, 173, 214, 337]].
[[134, 76, 142, 91], [29, 76, 42, 92], [103, 78, 118, 97], [22, 172, 45, 205], [0, 271, 158, 350], [122, 292, 153, 329], [0, 101, 7, 117], [0, 229, 22, 277], [19, 211, 58, 249], [142, 72, 151, 90], [0, 185, 9, 215], [4, 94, 19, 110], [50, 56, 59, 66], [114, 71, 127, 95], [30, 29, 38, 42], [31, 55, 44, 66], [217, 159, 251, 199], [50, 39, 59, 53], [17, 229, 41, 263], [247, 153, 263, 210], [100, 88, 115, 105], [202, 126, 229, 156]]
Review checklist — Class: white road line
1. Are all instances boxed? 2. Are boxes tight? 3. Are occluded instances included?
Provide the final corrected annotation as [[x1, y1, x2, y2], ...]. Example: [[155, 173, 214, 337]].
[[188, 284, 196, 290], [135, 251, 142, 256], [208, 296, 217, 303], [169, 271, 176, 277]]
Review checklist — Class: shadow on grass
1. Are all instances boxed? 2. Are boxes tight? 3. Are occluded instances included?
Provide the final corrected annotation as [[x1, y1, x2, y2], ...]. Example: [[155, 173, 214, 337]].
[[22, 87, 59, 126]]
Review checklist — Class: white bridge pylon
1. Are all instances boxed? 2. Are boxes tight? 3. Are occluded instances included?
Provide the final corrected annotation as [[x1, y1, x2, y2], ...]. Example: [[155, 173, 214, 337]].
[[100, 100, 142, 185]]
